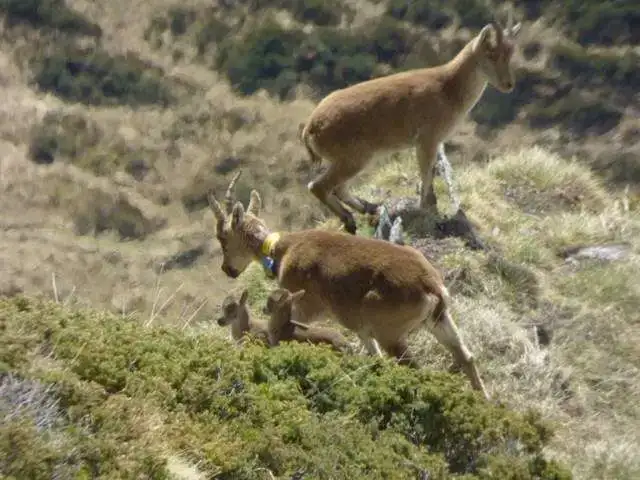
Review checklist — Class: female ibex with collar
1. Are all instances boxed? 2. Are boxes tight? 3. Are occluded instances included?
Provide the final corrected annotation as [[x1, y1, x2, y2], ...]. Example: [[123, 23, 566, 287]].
[[299, 15, 522, 234], [208, 172, 490, 400]]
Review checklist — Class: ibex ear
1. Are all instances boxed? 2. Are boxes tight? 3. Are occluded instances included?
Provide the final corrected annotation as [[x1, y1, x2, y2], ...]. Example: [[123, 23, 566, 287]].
[[247, 190, 262, 217], [477, 24, 496, 49], [290, 289, 306, 302], [230, 202, 245, 229]]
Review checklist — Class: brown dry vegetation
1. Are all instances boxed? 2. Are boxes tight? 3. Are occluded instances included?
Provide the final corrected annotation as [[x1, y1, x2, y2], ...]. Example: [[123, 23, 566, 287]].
[[0, 0, 639, 478]]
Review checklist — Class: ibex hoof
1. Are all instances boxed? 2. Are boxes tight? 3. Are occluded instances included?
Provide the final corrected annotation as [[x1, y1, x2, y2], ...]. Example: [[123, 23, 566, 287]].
[[343, 215, 357, 235], [357, 197, 380, 215]]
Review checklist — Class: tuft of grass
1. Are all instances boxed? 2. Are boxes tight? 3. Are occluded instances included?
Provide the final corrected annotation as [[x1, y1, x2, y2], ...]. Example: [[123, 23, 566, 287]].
[[486, 147, 608, 215]]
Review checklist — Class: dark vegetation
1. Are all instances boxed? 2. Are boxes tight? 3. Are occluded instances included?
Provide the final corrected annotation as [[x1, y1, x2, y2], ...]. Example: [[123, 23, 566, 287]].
[[144, 0, 639, 141], [31, 45, 175, 107], [0, 0, 101, 37], [514, 0, 640, 45], [1, 0, 176, 108], [385, 0, 492, 30], [28, 111, 102, 166], [0, 296, 572, 479], [148, 8, 424, 99], [28, 110, 156, 179], [552, 42, 640, 94]]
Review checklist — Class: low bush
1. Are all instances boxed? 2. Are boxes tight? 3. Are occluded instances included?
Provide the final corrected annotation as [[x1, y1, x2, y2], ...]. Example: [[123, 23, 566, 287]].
[[562, 0, 639, 46], [28, 110, 156, 180], [216, 16, 420, 99], [515, 0, 639, 45], [28, 111, 101, 166], [0, 0, 101, 37], [527, 93, 622, 137], [385, 0, 492, 30], [0, 296, 572, 479], [247, 0, 351, 26], [552, 42, 639, 94], [30, 44, 175, 107]]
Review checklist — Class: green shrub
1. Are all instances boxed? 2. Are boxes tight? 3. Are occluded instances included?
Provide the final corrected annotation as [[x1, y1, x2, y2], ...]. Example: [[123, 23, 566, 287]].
[[385, 0, 492, 30], [239, 0, 350, 26], [194, 14, 231, 55], [28, 111, 101, 165], [31, 45, 175, 107], [528, 93, 623, 136], [216, 17, 420, 99], [166, 6, 196, 36], [28, 110, 155, 180], [0, 385, 171, 479], [216, 19, 305, 97], [70, 191, 165, 240], [275, 0, 350, 26], [0, 0, 101, 37], [562, 0, 639, 46], [0, 296, 573, 479], [552, 42, 639, 93], [515, 0, 639, 45]]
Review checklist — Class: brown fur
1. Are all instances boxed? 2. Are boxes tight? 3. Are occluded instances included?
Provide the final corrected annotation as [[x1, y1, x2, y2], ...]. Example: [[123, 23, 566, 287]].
[[264, 287, 353, 353], [300, 17, 522, 234], [208, 180, 490, 400], [216, 289, 269, 345]]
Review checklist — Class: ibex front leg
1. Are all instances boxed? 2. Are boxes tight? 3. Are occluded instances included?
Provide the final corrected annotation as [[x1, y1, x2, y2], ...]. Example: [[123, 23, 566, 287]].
[[416, 140, 440, 216]]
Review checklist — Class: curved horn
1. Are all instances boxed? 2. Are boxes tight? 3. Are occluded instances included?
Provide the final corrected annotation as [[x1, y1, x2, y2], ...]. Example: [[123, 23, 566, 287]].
[[208, 192, 226, 224], [224, 170, 242, 215], [489, 21, 504, 44]]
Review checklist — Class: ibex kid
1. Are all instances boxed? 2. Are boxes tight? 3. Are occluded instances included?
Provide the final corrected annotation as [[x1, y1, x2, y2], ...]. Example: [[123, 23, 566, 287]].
[[264, 287, 353, 353], [216, 288, 269, 345]]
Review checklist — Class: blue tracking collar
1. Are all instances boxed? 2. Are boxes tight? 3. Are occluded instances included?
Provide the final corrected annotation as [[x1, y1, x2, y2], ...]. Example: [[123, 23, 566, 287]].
[[260, 256, 278, 278]]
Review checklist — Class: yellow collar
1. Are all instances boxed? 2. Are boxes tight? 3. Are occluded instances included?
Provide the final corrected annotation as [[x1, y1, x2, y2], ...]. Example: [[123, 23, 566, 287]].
[[261, 232, 281, 257]]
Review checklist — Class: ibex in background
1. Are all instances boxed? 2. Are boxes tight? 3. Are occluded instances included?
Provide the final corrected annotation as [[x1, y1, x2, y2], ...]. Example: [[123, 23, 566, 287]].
[[264, 287, 353, 353], [299, 14, 522, 233], [208, 172, 490, 400], [216, 288, 269, 345]]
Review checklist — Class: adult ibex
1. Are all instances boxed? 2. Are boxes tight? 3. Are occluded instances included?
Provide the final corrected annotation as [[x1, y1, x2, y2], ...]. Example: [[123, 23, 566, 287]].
[[299, 14, 522, 233], [208, 172, 490, 399]]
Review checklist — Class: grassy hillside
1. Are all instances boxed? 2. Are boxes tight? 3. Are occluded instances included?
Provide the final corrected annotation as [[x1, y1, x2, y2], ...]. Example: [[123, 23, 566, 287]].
[[0, 0, 638, 478], [240, 147, 640, 480]]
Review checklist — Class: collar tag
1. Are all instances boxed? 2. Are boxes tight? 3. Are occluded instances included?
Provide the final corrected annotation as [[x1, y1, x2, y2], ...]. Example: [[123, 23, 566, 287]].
[[260, 256, 277, 278]]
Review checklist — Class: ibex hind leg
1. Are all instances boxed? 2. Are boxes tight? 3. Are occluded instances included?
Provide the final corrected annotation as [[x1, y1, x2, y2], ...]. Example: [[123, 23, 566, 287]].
[[334, 185, 380, 215], [427, 310, 489, 400], [308, 164, 358, 234]]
